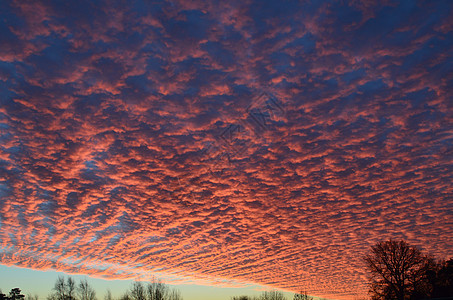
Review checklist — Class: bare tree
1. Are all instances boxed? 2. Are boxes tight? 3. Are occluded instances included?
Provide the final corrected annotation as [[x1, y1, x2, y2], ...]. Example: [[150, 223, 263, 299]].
[[130, 282, 146, 300], [53, 276, 67, 300], [259, 291, 286, 300], [104, 290, 112, 300], [52, 276, 77, 300], [124, 277, 182, 300], [146, 278, 168, 300], [77, 279, 97, 300], [364, 240, 433, 300], [67, 278, 76, 300]]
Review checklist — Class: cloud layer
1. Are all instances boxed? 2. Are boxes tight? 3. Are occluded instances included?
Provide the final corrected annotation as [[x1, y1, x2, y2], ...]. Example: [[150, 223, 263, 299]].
[[1, 0, 452, 298]]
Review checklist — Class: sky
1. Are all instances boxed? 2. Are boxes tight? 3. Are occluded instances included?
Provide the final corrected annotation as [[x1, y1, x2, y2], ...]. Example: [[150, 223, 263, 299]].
[[0, 0, 452, 300]]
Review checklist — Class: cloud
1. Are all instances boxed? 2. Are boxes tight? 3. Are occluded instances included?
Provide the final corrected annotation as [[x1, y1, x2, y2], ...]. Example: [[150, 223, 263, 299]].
[[0, 0, 452, 299]]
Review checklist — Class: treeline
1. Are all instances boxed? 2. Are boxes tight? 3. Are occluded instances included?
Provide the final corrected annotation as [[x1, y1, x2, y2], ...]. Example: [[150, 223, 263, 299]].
[[0, 288, 26, 300], [0, 277, 313, 300], [0, 276, 183, 300], [364, 240, 453, 299], [116, 280, 182, 300], [231, 290, 312, 300]]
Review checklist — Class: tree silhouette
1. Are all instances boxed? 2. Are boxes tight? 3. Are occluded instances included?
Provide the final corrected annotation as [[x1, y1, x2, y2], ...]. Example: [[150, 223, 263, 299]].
[[364, 240, 434, 299], [231, 290, 312, 300], [0, 289, 25, 300], [231, 296, 254, 300], [77, 279, 97, 300], [0, 290, 8, 300], [104, 290, 112, 300], [293, 291, 312, 300], [146, 278, 169, 300], [67, 278, 76, 300], [429, 258, 453, 298], [117, 277, 182, 300], [130, 282, 146, 300], [259, 291, 285, 300], [2, 276, 187, 300], [50, 276, 77, 300], [8, 289, 25, 300]]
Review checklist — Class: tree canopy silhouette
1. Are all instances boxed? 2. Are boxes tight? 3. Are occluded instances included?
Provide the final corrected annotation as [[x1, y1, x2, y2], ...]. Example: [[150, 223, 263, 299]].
[[77, 279, 97, 300], [364, 239, 453, 299], [9, 289, 25, 300], [0, 288, 25, 300]]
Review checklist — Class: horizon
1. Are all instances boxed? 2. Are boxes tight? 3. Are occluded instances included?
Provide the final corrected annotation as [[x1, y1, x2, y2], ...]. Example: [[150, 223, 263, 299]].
[[0, 265, 319, 300]]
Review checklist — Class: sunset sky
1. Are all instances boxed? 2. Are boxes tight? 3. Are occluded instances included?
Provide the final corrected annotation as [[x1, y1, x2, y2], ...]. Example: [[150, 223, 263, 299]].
[[0, 1, 452, 299]]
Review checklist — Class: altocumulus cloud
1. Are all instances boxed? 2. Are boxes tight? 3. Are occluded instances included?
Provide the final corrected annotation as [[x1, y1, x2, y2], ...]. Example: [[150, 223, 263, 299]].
[[0, 0, 452, 299]]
